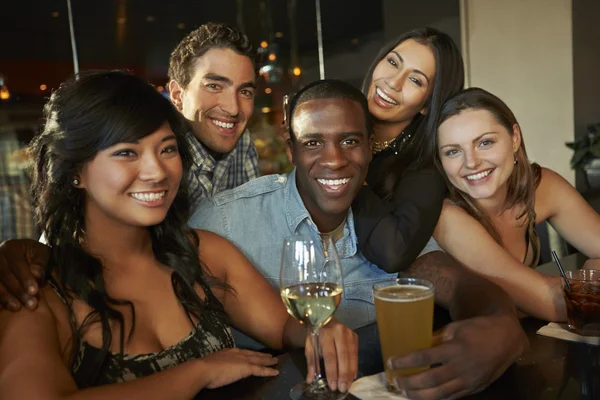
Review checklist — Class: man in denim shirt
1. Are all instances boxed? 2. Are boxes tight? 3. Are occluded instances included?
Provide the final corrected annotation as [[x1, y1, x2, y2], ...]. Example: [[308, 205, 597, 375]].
[[187, 80, 528, 398], [190, 80, 420, 329], [191, 170, 394, 330]]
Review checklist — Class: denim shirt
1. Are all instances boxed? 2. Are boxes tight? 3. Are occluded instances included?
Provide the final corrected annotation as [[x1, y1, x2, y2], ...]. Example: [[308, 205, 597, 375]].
[[189, 169, 397, 330]]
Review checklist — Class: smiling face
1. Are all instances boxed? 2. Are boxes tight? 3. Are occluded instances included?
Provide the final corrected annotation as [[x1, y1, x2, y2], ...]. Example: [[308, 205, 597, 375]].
[[367, 39, 436, 125], [169, 47, 256, 155], [78, 123, 183, 229], [437, 109, 521, 203], [289, 98, 372, 232]]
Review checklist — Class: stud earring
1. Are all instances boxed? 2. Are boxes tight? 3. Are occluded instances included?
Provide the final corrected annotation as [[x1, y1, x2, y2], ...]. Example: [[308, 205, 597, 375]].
[[72, 178, 80, 186]]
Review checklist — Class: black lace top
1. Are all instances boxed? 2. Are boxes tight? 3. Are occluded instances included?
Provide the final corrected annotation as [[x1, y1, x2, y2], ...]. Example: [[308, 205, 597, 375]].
[[352, 138, 447, 273]]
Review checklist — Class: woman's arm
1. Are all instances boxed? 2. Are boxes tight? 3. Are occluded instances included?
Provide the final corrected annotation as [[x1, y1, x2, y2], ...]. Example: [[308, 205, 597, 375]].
[[196, 229, 358, 392], [196, 229, 299, 350], [352, 167, 446, 272], [433, 202, 566, 322], [536, 167, 600, 258]]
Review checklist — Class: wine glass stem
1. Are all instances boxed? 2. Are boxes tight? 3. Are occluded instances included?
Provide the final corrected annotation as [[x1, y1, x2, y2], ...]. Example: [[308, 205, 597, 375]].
[[310, 328, 324, 386]]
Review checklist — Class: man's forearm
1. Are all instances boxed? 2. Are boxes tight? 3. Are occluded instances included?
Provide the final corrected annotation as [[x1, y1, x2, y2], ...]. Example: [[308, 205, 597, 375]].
[[407, 251, 517, 321]]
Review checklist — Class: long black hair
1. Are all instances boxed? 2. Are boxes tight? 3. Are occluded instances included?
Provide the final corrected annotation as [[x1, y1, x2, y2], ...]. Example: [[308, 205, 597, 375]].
[[362, 27, 465, 198], [30, 70, 230, 385]]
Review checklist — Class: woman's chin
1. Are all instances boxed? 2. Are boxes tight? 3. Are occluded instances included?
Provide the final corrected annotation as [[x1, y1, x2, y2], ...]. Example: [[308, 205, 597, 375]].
[[463, 186, 497, 201]]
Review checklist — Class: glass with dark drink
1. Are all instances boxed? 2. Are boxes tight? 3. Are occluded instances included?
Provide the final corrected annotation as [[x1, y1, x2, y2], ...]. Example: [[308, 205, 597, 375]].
[[563, 270, 600, 336]]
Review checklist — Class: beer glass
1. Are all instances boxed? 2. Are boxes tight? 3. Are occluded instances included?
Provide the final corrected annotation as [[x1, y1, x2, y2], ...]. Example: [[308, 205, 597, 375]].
[[373, 277, 435, 390], [280, 235, 346, 400]]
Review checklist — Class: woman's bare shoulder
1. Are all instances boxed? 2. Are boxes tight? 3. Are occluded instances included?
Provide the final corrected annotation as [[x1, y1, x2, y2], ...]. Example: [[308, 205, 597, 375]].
[[194, 229, 240, 278], [441, 198, 472, 217], [535, 167, 576, 210], [195, 229, 236, 253], [537, 167, 572, 190], [0, 282, 71, 349]]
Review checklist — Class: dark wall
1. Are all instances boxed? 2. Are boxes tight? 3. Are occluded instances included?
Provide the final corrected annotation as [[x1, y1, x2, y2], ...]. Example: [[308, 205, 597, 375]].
[[382, 0, 461, 51], [573, 0, 600, 190]]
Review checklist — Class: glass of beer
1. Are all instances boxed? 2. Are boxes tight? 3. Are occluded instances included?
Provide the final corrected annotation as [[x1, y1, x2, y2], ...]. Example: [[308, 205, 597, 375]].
[[563, 269, 600, 336], [373, 278, 435, 390], [280, 235, 346, 400]]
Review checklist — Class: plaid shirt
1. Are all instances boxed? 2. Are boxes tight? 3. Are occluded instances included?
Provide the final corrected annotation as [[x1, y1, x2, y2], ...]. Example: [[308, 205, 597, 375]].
[[0, 132, 38, 241], [186, 129, 260, 208]]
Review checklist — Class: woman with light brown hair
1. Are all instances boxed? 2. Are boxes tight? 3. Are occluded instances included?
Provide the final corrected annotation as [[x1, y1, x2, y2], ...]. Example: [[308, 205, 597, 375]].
[[434, 87, 600, 321]]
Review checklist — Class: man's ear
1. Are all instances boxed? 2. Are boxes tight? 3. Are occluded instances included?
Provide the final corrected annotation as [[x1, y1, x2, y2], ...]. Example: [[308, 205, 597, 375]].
[[168, 80, 184, 112], [286, 138, 296, 166]]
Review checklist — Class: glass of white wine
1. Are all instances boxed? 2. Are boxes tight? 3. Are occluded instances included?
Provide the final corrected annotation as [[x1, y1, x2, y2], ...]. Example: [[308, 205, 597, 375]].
[[280, 235, 346, 400]]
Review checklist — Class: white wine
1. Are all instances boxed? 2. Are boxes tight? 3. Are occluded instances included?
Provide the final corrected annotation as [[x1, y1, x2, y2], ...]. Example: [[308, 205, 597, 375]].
[[281, 283, 343, 328]]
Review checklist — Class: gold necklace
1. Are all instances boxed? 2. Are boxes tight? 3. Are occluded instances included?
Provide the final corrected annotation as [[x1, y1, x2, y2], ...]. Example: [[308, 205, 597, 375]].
[[372, 131, 410, 155], [372, 138, 396, 153]]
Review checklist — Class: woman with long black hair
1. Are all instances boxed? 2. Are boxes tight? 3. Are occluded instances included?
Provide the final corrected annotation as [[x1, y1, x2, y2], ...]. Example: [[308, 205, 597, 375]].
[[352, 27, 465, 271]]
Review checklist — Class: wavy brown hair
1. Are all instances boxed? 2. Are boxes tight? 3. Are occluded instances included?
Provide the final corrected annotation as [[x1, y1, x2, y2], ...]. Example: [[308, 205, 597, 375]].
[[436, 88, 542, 265], [168, 22, 254, 88]]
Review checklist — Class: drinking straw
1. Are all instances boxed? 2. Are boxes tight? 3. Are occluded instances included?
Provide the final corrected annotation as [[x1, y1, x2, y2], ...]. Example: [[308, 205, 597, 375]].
[[551, 250, 572, 291]]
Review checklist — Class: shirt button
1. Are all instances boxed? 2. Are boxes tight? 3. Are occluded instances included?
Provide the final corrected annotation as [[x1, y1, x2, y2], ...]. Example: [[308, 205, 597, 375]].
[[277, 176, 287, 183], [307, 220, 312, 226]]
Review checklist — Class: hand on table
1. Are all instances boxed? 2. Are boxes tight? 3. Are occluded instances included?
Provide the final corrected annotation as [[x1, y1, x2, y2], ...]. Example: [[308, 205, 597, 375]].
[[0, 239, 50, 311], [388, 314, 528, 400], [200, 348, 280, 389], [305, 318, 359, 393]]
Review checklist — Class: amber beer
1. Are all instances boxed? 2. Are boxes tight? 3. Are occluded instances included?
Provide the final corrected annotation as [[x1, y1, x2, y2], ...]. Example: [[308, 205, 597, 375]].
[[373, 278, 435, 389]]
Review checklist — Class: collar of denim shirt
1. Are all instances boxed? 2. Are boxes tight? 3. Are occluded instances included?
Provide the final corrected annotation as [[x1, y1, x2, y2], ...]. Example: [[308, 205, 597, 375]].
[[284, 169, 358, 259]]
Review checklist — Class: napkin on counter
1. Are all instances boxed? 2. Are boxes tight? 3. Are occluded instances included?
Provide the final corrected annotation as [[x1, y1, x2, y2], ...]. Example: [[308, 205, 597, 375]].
[[349, 372, 409, 400], [536, 322, 600, 346]]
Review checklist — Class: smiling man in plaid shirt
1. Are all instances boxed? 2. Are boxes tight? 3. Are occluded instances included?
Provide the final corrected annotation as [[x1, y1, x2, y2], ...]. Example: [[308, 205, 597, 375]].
[[168, 22, 260, 207], [0, 22, 262, 309]]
